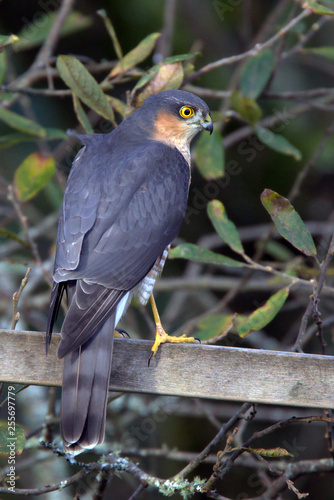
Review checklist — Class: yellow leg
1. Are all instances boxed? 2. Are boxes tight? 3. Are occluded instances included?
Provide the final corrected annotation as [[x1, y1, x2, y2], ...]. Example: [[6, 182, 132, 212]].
[[149, 294, 197, 363]]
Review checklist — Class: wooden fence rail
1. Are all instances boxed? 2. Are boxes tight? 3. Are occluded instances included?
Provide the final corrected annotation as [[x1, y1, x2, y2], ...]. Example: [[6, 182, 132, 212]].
[[0, 329, 333, 409]]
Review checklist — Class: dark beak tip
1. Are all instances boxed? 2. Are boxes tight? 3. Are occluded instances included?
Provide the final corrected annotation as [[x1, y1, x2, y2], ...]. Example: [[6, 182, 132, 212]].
[[203, 121, 213, 134]]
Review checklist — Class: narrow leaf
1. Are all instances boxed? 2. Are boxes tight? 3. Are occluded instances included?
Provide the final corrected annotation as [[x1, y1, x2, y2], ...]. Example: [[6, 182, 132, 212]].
[[132, 62, 184, 107], [164, 52, 199, 64], [0, 228, 29, 248], [261, 189, 317, 256], [0, 108, 46, 137], [0, 51, 7, 84], [110, 33, 160, 78], [14, 152, 56, 202], [230, 91, 262, 124], [240, 447, 293, 458], [108, 96, 126, 117], [303, 0, 334, 15], [0, 34, 18, 49], [194, 128, 225, 180], [0, 421, 26, 455], [240, 49, 275, 99], [207, 200, 244, 254], [196, 314, 236, 341], [72, 94, 94, 134], [15, 12, 92, 51], [255, 126, 302, 161], [57, 55, 115, 123], [169, 243, 247, 268], [238, 287, 289, 337], [0, 128, 66, 149], [302, 46, 334, 60], [97, 9, 123, 59]]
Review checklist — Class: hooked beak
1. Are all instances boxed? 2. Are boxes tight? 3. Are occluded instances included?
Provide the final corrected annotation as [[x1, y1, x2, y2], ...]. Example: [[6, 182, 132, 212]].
[[201, 113, 213, 134]]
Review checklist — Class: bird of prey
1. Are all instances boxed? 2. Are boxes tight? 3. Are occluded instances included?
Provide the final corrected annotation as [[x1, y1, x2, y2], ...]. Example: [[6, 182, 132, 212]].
[[46, 89, 213, 454]]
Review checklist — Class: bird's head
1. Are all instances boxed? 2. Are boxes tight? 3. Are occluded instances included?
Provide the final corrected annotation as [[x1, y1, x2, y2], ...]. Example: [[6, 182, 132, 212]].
[[136, 90, 213, 150]]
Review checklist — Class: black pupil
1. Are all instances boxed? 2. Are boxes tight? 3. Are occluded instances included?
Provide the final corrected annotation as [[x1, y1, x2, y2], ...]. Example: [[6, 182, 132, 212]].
[[184, 108, 190, 115]]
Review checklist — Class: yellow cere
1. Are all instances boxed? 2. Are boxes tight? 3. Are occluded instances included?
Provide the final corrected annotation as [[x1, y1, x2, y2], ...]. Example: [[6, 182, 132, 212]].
[[179, 106, 195, 119]]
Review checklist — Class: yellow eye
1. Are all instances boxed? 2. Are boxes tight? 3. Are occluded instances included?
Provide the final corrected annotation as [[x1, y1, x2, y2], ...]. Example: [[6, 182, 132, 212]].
[[179, 106, 195, 119]]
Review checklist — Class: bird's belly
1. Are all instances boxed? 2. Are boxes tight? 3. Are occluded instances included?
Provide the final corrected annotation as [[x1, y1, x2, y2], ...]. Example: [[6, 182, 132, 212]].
[[136, 245, 170, 305]]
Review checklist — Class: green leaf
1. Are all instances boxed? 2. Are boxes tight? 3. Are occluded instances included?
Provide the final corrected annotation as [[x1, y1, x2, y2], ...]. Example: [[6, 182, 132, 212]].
[[15, 12, 92, 51], [261, 189, 317, 257], [230, 91, 262, 124], [0, 34, 19, 49], [164, 52, 199, 64], [72, 94, 94, 134], [303, 0, 334, 15], [240, 49, 275, 100], [110, 33, 160, 78], [0, 51, 7, 84], [14, 152, 56, 202], [238, 287, 289, 337], [0, 228, 29, 248], [132, 62, 184, 107], [255, 127, 302, 161], [97, 9, 123, 59], [169, 243, 247, 268], [0, 108, 46, 137], [194, 129, 225, 180], [302, 46, 334, 60], [196, 314, 236, 341], [57, 55, 115, 124], [0, 421, 26, 455], [0, 128, 66, 149], [207, 200, 244, 254]]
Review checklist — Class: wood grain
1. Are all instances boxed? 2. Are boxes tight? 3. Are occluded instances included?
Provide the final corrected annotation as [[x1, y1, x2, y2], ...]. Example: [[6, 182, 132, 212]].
[[0, 329, 333, 409]]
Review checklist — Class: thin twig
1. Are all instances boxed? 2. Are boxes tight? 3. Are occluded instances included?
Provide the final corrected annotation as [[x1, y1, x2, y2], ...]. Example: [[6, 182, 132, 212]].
[[183, 8, 311, 84], [11, 268, 31, 330]]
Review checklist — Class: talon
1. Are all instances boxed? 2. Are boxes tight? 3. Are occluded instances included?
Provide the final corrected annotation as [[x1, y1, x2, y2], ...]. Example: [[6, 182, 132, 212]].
[[114, 329, 130, 339], [116, 328, 130, 338], [148, 351, 154, 367], [194, 337, 201, 343], [148, 294, 198, 365]]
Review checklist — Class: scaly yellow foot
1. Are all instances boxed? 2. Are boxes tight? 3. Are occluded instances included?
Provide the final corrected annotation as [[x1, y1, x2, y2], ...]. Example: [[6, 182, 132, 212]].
[[148, 294, 198, 365]]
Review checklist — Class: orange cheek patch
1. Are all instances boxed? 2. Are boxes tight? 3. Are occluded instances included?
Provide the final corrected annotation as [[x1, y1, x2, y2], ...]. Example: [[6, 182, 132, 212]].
[[152, 111, 190, 147]]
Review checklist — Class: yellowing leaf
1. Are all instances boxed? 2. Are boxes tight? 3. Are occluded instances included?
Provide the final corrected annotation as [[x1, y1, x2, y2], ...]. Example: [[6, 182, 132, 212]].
[[207, 200, 244, 254], [14, 152, 56, 202], [261, 189, 317, 257], [57, 55, 115, 124], [238, 287, 289, 337], [110, 33, 160, 78], [132, 62, 183, 107], [230, 91, 262, 124], [0, 34, 19, 49], [194, 129, 225, 180], [240, 49, 275, 100], [0, 421, 26, 455], [169, 243, 247, 268], [0, 108, 46, 137], [255, 127, 302, 161], [239, 446, 293, 458]]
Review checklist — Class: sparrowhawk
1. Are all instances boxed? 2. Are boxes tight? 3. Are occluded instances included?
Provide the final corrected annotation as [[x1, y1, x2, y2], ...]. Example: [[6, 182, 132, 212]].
[[46, 89, 213, 454]]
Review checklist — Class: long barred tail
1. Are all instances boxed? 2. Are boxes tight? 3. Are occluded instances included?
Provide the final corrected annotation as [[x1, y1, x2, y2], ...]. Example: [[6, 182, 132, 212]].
[[61, 316, 115, 455]]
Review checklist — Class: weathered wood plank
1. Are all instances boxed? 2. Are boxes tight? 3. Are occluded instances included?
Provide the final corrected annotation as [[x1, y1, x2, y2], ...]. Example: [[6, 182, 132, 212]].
[[0, 329, 333, 409]]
